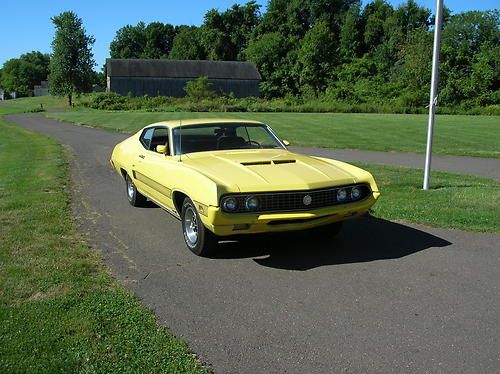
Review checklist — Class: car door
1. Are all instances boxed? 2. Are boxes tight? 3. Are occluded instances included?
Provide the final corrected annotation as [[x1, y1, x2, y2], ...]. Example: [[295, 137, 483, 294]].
[[132, 127, 155, 195], [135, 127, 177, 211]]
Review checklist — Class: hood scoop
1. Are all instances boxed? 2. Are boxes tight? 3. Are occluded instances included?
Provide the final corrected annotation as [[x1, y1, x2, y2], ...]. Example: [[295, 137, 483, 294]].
[[273, 159, 296, 165], [241, 159, 296, 166]]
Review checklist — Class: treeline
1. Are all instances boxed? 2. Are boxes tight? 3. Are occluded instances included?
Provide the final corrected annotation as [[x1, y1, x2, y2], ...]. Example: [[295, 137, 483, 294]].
[[0, 52, 50, 97], [108, 0, 499, 110]]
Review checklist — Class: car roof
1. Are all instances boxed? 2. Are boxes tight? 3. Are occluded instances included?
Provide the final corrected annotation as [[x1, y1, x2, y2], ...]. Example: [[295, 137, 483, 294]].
[[145, 118, 265, 129]]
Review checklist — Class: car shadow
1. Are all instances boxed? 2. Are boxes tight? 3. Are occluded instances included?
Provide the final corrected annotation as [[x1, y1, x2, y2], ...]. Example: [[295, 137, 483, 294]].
[[209, 215, 452, 271], [137, 201, 160, 208]]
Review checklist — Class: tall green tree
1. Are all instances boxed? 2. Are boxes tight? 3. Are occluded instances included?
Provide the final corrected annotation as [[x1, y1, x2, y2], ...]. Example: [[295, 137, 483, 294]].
[[0, 51, 50, 96], [110, 22, 147, 59], [110, 22, 176, 59], [245, 32, 298, 97], [360, 0, 393, 54], [144, 22, 176, 59], [339, 3, 362, 61], [49, 11, 95, 105], [169, 26, 206, 60], [256, 0, 357, 40], [440, 10, 500, 106], [395, 26, 433, 106], [298, 21, 337, 93], [202, 1, 261, 61]]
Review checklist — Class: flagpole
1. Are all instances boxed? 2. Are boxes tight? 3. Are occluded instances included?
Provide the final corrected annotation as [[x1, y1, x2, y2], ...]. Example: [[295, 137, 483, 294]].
[[423, 0, 444, 190]]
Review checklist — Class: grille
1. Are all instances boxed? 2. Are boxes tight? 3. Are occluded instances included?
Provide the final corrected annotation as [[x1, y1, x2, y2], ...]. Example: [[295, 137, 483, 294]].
[[222, 184, 371, 213]]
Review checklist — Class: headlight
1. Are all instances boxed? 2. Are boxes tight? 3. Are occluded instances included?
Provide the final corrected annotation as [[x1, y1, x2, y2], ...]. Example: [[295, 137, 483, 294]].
[[245, 196, 259, 210], [351, 187, 362, 200], [222, 197, 238, 211], [337, 188, 347, 202]]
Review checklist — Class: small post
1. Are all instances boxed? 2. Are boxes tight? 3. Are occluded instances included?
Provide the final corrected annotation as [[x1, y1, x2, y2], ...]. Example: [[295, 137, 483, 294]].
[[423, 0, 444, 190]]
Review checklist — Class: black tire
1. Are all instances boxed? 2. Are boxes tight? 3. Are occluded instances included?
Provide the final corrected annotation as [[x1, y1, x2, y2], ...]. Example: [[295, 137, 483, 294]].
[[125, 174, 147, 207], [310, 221, 343, 239], [181, 197, 217, 256]]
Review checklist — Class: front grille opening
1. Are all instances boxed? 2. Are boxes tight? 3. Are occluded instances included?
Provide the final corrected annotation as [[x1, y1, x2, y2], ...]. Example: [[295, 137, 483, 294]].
[[267, 215, 333, 225], [222, 184, 372, 213]]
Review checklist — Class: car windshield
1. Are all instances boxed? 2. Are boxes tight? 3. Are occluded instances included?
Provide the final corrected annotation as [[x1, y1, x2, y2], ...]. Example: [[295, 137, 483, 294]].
[[172, 123, 285, 155]]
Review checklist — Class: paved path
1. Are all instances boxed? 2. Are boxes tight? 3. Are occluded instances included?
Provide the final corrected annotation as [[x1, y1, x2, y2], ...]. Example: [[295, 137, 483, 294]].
[[7, 114, 500, 373], [291, 147, 500, 180]]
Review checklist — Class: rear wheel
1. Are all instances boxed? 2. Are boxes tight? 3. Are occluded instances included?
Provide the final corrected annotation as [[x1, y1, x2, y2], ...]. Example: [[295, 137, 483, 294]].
[[125, 174, 147, 207], [181, 197, 217, 256]]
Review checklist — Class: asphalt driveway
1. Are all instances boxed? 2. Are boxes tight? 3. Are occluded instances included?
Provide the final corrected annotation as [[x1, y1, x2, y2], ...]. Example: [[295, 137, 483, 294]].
[[7, 114, 500, 373]]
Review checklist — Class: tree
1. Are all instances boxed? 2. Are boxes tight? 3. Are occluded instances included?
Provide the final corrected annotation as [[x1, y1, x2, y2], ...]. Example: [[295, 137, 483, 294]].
[[359, 0, 393, 56], [298, 20, 337, 93], [339, 3, 362, 61], [245, 32, 299, 97], [0, 51, 50, 97], [144, 22, 176, 58], [110, 22, 177, 59], [201, 1, 261, 61], [49, 11, 95, 105], [110, 22, 147, 59], [395, 27, 433, 106], [256, 0, 357, 40], [440, 10, 500, 106], [169, 26, 206, 60]]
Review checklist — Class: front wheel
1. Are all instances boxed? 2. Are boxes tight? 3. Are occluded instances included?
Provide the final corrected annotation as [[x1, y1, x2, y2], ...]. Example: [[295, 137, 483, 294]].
[[125, 174, 147, 207], [181, 197, 217, 256]]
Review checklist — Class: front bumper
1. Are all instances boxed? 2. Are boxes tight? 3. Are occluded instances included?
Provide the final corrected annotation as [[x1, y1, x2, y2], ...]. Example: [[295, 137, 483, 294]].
[[199, 191, 380, 236]]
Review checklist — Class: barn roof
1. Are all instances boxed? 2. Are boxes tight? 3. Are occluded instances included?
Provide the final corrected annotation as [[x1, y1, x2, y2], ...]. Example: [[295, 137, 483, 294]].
[[107, 59, 261, 80]]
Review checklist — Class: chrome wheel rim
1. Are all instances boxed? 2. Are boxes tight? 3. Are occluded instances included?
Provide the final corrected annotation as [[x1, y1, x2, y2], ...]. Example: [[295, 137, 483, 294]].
[[127, 178, 134, 200], [184, 207, 198, 246]]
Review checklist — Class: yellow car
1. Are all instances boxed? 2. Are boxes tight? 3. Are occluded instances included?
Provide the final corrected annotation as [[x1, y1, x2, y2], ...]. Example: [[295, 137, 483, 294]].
[[110, 119, 380, 256]]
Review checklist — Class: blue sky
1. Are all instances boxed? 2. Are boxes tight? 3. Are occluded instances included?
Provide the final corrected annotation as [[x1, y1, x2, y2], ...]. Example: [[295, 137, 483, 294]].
[[0, 0, 496, 68]]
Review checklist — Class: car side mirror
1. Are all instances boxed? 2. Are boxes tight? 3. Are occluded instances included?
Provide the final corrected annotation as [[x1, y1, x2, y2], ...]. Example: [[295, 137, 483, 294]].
[[156, 145, 168, 154], [282, 139, 291, 146]]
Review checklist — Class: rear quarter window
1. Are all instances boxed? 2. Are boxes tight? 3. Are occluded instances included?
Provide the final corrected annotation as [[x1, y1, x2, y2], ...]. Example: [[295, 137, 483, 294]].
[[140, 128, 155, 149]]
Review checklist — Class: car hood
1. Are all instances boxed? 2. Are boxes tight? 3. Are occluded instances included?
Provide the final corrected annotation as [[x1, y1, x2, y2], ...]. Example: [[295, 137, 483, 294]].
[[182, 149, 359, 192]]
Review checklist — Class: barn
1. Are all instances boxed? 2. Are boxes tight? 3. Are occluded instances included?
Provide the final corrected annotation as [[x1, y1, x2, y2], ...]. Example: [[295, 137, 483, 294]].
[[106, 59, 261, 98]]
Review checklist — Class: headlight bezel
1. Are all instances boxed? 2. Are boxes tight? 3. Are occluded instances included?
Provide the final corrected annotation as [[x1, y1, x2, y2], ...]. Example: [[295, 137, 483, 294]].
[[222, 196, 238, 212], [351, 186, 362, 200], [245, 196, 259, 210], [336, 188, 347, 202]]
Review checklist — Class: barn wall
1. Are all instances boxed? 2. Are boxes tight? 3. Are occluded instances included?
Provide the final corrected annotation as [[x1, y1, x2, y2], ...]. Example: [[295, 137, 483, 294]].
[[108, 77, 259, 98]]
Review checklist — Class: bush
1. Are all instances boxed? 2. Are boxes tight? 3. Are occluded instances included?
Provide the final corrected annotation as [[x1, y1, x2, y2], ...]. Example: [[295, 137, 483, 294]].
[[78, 92, 498, 115], [85, 92, 129, 110], [184, 76, 215, 100]]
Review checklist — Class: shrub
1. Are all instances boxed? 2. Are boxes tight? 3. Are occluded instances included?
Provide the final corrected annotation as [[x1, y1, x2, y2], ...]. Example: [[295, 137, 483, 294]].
[[184, 76, 215, 100]]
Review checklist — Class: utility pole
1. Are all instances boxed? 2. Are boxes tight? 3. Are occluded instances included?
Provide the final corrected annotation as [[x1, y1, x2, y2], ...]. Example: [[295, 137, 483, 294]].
[[423, 0, 444, 190]]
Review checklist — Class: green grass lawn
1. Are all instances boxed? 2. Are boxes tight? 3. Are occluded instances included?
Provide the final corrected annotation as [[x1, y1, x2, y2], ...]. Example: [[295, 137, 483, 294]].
[[0, 95, 71, 112], [366, 164, 499, 233], [2, 96, 499, 158], [0, 116, 206, 373], [46, 110, 500, 158]]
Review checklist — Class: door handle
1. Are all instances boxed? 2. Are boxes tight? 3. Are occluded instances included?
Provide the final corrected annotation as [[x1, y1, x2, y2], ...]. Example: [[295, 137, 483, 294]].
[[138, 154, 145, 159]]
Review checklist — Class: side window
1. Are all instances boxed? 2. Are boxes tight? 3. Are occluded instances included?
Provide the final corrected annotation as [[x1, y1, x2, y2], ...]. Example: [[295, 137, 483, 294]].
[[140, 128, 154, 149], [151, 128, 169, 153]]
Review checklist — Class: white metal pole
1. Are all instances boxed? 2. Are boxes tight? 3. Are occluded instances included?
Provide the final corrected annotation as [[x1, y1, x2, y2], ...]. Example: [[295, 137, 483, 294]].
[[423, 0, 444, 190]]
